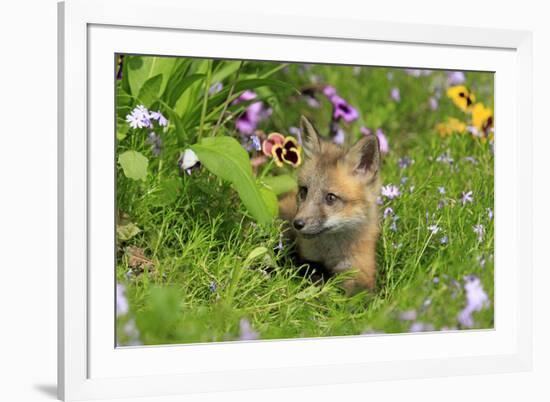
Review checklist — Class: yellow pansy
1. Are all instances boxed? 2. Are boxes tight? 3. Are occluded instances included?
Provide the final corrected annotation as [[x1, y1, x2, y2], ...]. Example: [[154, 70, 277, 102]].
[[436, 117, 467, 137], [447, 85, 476, 112], [471, 103, 493, 136]]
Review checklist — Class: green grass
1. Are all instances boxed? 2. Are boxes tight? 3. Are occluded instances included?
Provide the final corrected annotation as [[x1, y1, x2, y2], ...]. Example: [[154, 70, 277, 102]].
[[115, 58, 494, 346]]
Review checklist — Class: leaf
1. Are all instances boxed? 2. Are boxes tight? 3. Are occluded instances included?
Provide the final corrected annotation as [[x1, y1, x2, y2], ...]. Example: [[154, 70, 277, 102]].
[[163, 73, 205, 108], [259, 186, 278, 217], [118, 150, 149, 181], [260, 175, 297, 196], [190, 136, 274, 225], [126, 56, 176, 96], [244, 246, 269, 266], [149, 178, 182, 206], [137, 74, 163, 105], [117, 222, 141, 241]]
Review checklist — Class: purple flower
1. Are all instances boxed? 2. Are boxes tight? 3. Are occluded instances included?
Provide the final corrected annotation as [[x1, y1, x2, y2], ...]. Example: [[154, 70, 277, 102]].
[[400, 176, 408, 185], [389, 216, 398, 232], [381, 184, 401, 199], [322, 85, 337, 98], [149, 110, 168, 127], [405, 69, 422, 77], [208, 82, 223, 95], [447, 71, 466, 85], [242, 135, 262, 152], [375, 128, 389, 154], [460, 191, 474, 206], [409, 322, 434, 332], [390, 87, 401, 102], [305, 96, 321, 108], [360, 127, 372, 136], [209, 281, 217, 293], [146, 132, 162, 156], [126, 105, 152, 129], [429, 97, 438, 111], [400, 310, 417, 321], [457, 275, 490, 328], [438, 186, 446, 194], [376, 196, 383, 205], [487, 208, 494, 220], [383, 207, 394, 218], [473, 224, 485, 242], [116, 283, 129, 317], [332, 127, 345, 144], [239, 318, 259, 341], [436, 152, 454, 164], [331, 95, 359, 123], [398, 156, 413, 169], [233, 91, 272, 135], [428, 224, 440, 235], [433, 277, 440, 284]]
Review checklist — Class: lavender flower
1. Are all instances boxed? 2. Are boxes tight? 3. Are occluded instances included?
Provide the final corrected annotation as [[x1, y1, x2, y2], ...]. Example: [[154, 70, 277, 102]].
[[376, 128, 389, 154], [447, 71, 466, 85], [239, 318, 259, 341], [429, 97, 438, 111], [126, 105, 151, 129], [427, 224, 441, 235], [332, 127, 345, 144], [390, 87, 401, 102], [116, 283, 129, 317], [208, 82, 223, 95], [233, 90, 271, 135], [146, 132, 162, 156], [436, 152, 454, 164], [399, 310, 417, 321], [149, 110, 168, 127], [381, 184, 401, 199], [376, 196, 383, 205], [383, 207, 394, 218], [457, 275, 490, 328], [209, 281, 217, 293], [398, 156, 414, 169], [409, 322, 434, 332], [460, 191, 474, 206], [473, 224, 485, 242], [438, 186, 446, 194], [405, 69, 422, 77], [331, 95, 359, 123], [322, 85, 337, 98], [389, 216, 398, 232], [400, 176, 408, 185], [433, 277, 440, 284], [440, 235, 449, 245], [487, 208, 494, 220]]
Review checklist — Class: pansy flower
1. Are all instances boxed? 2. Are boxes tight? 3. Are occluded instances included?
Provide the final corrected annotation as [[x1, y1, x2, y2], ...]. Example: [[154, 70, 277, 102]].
[[471, 103, 494, 137], [436, 117, 467, 137], [262, 133, 302, 168], [447, 85, 476, 112]]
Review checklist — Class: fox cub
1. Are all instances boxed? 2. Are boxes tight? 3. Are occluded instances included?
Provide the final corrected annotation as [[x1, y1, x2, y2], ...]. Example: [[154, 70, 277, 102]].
[[280, 116, 381, 293]]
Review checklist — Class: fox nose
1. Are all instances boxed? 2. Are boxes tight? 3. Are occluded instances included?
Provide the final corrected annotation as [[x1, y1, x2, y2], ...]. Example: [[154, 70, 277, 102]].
[[293, 219, 306, 230]]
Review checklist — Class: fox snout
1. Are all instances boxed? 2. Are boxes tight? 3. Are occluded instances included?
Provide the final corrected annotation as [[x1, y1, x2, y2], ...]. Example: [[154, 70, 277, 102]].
[[292, 212, 327, 236]]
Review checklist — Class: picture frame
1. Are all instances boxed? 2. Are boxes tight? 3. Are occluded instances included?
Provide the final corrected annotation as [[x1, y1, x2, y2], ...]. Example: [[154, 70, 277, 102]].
[[58, 0, 533, 400]]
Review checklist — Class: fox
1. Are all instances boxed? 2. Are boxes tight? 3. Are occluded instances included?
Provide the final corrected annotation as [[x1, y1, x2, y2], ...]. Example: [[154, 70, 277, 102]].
[[279, 116, 381, 293]]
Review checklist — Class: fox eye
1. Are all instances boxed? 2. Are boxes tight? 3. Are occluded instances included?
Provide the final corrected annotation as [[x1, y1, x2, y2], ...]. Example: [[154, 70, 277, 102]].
[[325, 193, 338, 205], [298, 186, 308, 200]]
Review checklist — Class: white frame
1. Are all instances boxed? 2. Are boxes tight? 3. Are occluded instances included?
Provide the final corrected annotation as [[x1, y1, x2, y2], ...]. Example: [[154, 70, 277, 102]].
[[58, 0, 533, 400]]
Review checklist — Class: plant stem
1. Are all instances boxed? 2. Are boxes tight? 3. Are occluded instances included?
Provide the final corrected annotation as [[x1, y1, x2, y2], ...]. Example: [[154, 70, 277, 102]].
[[212, 61, 244, 137], [197, 60, 213, 142]]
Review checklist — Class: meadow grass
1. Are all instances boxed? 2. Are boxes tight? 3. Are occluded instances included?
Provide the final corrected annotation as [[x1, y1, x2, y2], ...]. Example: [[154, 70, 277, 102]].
[[115, 59, 494, 346]]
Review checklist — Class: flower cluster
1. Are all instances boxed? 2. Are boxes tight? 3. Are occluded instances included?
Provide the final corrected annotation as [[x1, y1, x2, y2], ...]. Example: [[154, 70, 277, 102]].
[[233, 90, 272, 136], [126, 105, 168, 130], [457, 275, 490, 328]]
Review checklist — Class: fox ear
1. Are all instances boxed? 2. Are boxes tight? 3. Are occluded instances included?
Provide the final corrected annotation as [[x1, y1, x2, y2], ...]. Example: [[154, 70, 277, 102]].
[[300, 116, 322, 157], [346, 134, 380, 180]]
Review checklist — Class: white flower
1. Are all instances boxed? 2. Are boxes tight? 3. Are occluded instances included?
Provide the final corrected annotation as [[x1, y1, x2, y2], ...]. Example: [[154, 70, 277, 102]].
[[179, 149, 201, 175]]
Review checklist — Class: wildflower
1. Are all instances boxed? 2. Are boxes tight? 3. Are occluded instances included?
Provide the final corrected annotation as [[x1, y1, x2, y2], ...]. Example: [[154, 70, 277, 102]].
[[208, 82, 223, 95], [149, 110, 168, 127], [460, 191, 474, 206], [209, 281, 217, 293], [477, 255, 486, 268], [381, 184, 401, 200], [436, 117, 467, 137], [429, 97, 438, 111], [146, 132, 162, 156], [332, 126, 345, 145], [458, 275, 490, 328], [239, 318, 259, 341], [438, 186, 446, 194], [389, 217, 398, 232], [262, 133, 301, 168], [473, 224, 485, 242], [428, 224, 440, 235], [422, 298, 432, 309], [409, 322, 434, 332], [405, 69, 422, 77], [447, 71, 466, 85], [399, 310, 417, 321], [360, 127, 372, 136], [376, 196, 383, 205], [400, 176, 408, 185], [487, 208, 494, 220], [126, 105, 151, 129], [330, 95, 359, 123], [447, 85, 476, 112], [322, 85, 337, 98], [433, 277, 440, 284], [116, 283, 129, 317], [471, 103, 494, 137], [437, 200, 445, 210], [242, 135, 262, 152], [178, 149, 201, 175], [383, 207, 394, 218], [233, 90, 271, 135], [390, 87, 401, 102], [398, 156, 413, 169], [436, 152, 454, 164], [409, 186, 415, 193]]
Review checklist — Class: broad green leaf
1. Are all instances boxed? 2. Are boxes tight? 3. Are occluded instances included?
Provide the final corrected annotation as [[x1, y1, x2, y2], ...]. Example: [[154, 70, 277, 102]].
[[260, 175, 297, 196], [116, 222, 141, 241], [118, 150, 149, 181], [211, 61, 242, 84], [138, 74, 163, 105], [163, 73, 205, 107], [149, 177, 182, 206], [259, 186, 278, 217], [126, 56, 176, 96], [190, 136, 273, 225]]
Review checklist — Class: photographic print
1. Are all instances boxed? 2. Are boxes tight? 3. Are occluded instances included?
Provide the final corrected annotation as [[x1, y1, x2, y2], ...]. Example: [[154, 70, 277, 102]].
[[115, 55, 494, 346]]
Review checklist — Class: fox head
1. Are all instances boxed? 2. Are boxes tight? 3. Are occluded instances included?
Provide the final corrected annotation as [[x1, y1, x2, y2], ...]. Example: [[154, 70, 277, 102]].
[[292, 116, 381, 237]]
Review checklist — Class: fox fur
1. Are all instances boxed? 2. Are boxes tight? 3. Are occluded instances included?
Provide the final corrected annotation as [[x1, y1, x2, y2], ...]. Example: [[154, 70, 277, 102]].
[[279, 116, 381, 293]]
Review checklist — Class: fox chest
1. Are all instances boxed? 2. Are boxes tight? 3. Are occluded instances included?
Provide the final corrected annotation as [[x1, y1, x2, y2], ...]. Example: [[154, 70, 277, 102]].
[[297, 236, 353, 273]]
